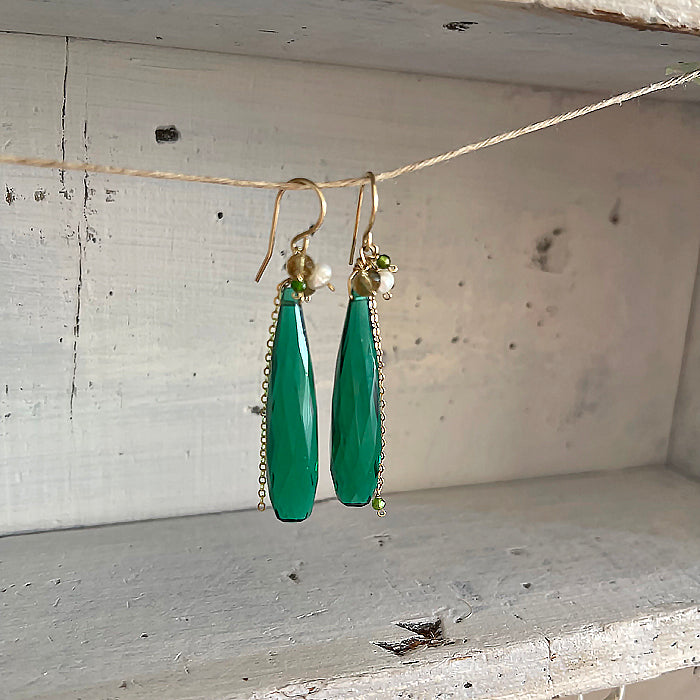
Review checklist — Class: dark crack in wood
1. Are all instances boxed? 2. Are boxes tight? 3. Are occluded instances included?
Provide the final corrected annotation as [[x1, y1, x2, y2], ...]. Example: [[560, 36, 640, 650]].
[[373, 617, 455, 656]]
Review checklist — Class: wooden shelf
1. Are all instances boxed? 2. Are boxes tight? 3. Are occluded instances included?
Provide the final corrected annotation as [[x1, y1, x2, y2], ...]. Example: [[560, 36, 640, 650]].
[[0, 0, 699, 100], [2, 466, 699, 699]]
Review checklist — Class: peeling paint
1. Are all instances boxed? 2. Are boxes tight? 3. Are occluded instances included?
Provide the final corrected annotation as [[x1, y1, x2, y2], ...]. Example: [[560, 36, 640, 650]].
[[443, 21, 478, 32], [374, 617, 454, 656], [552, 6, 700, 36], [155, 125, 180, 143], [531, 229, 569, 273]]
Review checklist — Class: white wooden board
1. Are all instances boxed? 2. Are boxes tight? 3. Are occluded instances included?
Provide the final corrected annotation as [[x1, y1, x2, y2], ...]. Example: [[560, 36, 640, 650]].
[[2, 34, 700, 532], [563, 668, 700, 700], [2, 466, 699, 699], [504, 0, 700, 30], [669, 253, 700, 478], [0, 0, 700, 100], [0, 35, 84, 531]]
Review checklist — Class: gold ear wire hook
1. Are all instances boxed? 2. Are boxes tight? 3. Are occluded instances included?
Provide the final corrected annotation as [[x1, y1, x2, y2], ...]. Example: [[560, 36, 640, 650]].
[[288, 178, 326, 254], [255, 177, 327, 283], [349, 172, 378, 265]]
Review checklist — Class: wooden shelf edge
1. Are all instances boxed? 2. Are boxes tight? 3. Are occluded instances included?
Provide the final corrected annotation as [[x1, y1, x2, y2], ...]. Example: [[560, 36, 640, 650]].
[[3, 466, 700, 699]]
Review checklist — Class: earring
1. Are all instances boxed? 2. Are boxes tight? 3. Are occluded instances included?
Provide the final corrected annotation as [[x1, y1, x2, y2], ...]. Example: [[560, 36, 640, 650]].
[[331, 172, 398, 516], [255, 178, 333, 522]]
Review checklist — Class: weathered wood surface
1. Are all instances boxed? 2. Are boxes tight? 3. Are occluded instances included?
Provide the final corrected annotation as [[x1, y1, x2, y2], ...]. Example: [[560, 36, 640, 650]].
[[669, 241, 700, 479], [1, 1, 700, 98], [503, 0, 700, 34], [2, 34, 700, 533], [0, 34, 85, 531], [1, 466, 699, 699], [564, 667, 699, 700]]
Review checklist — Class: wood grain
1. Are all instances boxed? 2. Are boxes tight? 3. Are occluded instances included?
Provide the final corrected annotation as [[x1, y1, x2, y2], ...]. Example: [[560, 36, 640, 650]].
[[2, 35, 700, 532], [0, 35, 84, 530], [669, 233, 700, 477], [2, 1, 700, 100], [498, 0, 700, 33], [1, 467, 699, 699]]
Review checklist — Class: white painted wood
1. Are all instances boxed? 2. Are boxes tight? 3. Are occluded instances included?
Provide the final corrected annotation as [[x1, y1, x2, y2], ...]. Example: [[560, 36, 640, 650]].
[[668, 250, 700, 477], [563, 668, 700, 700], [2, 467, 699, 699], [2, 34, 700, 532], [499, 0, 700, 30], [1, 1, 700, 99], [0, 35, 84, 531]]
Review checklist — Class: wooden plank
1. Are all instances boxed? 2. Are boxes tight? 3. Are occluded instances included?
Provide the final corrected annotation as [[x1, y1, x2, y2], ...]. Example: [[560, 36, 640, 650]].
[[0, 1, 700, 98], [669, 236, 700, 477], [563, 668, 700, 700], [0, 35, 84, 531], [502, 0, 700, 34], [3, 34, 700, 532], [1, 466, 699, 699]]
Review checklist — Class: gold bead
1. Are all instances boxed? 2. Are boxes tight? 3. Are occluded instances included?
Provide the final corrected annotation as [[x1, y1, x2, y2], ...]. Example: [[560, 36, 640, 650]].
[[286, 252, 315, 278], [352, 270, 381, 296]]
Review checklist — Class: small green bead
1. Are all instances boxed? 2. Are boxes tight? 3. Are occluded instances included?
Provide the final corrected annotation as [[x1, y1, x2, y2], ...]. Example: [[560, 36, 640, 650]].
[[291, 279, 307, 293], [371, 496, 386, 511], [377, 254, 391, 269]]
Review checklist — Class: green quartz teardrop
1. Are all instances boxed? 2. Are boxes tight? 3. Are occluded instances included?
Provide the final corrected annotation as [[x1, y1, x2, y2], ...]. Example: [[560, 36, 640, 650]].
[[330, 295, 381, 506], [266, 287, 318, 522]]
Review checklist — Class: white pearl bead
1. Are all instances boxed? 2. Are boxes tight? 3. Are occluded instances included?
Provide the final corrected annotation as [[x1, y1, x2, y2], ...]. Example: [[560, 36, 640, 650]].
[[378, 270, 395, 294], [307, 262, 332, 290]]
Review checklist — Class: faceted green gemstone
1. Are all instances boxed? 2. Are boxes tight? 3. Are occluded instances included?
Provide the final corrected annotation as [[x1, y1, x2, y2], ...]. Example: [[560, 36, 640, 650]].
[[371, 496, 386, 511], [330, 295, 381, 506], [266, 286, 318, 522], [376, 254, 391, 269]]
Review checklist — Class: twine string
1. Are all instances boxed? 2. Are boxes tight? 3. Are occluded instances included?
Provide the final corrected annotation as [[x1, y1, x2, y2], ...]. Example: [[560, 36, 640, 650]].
[[0, 69, 697, 191]]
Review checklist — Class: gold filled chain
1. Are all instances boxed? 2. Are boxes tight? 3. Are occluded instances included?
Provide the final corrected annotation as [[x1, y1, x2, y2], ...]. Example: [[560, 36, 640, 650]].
[[257, 283, 284, 511], [368, 295, 387, 517]]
